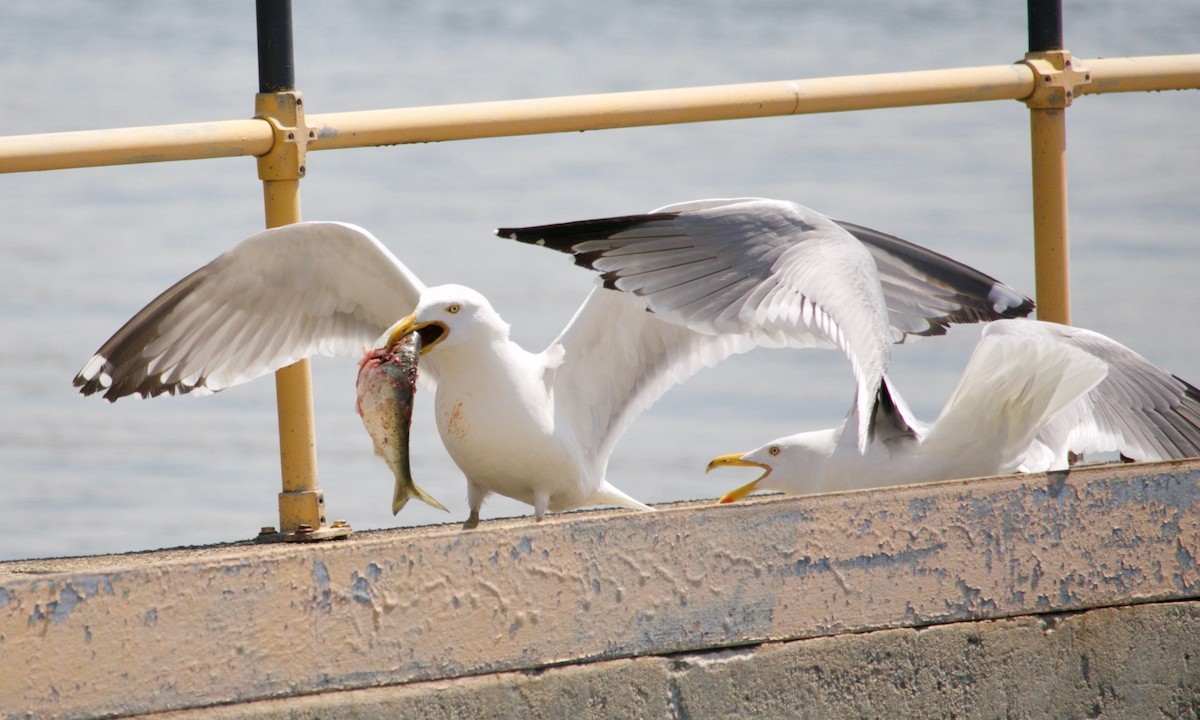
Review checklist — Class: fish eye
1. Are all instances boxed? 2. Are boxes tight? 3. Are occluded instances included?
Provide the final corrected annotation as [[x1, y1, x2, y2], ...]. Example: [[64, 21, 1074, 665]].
[[447, 303, 461, 314], [769, 445, 781, 456]]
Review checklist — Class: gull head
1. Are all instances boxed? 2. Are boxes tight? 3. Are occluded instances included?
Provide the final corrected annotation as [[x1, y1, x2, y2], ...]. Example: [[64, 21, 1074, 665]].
[[707, 431, 832, 503], [385, 284, 507, 358]]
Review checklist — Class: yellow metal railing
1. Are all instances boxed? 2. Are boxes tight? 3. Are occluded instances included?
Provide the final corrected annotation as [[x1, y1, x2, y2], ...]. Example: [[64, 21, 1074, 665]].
[[2, 51, 1197, 541], [4, 56, 1196, 173]]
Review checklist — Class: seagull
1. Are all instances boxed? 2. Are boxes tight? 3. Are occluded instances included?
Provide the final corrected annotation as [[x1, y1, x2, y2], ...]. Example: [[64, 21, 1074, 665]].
[[74, 198, 1031, 526], [707, 318, 1200, 501], [498, 197, 1033, 453]]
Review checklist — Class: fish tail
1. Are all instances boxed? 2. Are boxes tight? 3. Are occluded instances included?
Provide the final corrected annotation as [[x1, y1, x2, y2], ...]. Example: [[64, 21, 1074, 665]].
[[393, 480, 449, 515]]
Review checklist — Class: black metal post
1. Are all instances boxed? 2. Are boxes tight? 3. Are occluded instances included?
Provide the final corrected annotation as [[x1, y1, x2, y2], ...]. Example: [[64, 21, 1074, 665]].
[[257, 0, 295, 92], [1027, 0, 1063, 52]]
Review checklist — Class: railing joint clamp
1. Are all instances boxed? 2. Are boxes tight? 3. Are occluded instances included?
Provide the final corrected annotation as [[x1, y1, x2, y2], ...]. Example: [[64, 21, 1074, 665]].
[[254, 90, 310, 181], [1020, 50, 1092, 109]]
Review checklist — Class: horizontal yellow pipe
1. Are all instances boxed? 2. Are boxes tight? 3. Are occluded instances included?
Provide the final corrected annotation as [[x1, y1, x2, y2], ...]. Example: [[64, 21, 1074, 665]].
[[0, 54, 1196, 174], [1080, 55, 1200, 95], [306, 64, 1036, 148], [0, 119, 273, 173]]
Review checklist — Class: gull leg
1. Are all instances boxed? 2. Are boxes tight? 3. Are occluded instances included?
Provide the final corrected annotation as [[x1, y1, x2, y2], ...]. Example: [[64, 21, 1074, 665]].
[[533, 491, 550, 521], [464, 479, 488, 530]]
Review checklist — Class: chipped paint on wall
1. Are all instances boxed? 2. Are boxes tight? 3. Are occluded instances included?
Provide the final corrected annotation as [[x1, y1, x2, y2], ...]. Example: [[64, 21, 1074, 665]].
[[0, 460, 1197, 719]]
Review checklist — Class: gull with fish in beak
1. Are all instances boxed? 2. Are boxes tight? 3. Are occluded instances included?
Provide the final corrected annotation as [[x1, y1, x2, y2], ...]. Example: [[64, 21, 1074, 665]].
[[74, 199, 1033, 527]]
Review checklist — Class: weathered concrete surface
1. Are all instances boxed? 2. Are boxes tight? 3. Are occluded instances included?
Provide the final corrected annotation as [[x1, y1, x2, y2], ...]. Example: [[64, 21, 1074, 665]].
[[670, 600, 1200, 719], [151, 654, 674, 720], [2, 459, 1199, 719], [146, 600, 1200, 720]]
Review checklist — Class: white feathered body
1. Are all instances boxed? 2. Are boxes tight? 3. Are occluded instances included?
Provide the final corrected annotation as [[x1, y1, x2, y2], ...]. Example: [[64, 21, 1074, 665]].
[[426, 336, 600, 512]]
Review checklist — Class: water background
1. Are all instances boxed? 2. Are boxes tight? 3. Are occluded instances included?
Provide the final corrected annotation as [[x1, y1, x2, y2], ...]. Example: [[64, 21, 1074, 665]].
[[2, 1, 1197, 560]]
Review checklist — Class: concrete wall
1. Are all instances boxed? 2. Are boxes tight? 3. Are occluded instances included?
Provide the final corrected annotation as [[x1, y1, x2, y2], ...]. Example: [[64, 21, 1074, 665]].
[[150, 600, 1200, 719], [3, 458, 1199, 719]]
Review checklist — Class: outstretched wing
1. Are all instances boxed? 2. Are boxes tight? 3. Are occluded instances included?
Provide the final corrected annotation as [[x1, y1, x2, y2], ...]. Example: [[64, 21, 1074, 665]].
[[501, 196, 1027, 453], [500, 197, 895, 452], [74, 222, 426, 400], [499, 198, 1039, 453], [919, 319, 1108, 477], [989, 320, 1200, 467]]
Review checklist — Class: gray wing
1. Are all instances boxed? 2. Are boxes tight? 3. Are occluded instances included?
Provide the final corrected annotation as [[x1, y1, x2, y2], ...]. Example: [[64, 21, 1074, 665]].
[[835, 220, 1034, 340], [74, 222, 426, 401], [499, 197, 1032, 342], [498, 197, 896, 452], [987, 320, 1200, 465]]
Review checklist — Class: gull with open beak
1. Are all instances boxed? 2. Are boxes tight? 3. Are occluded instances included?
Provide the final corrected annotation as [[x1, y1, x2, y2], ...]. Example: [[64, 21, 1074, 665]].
[[708, 319, 1200, 502]]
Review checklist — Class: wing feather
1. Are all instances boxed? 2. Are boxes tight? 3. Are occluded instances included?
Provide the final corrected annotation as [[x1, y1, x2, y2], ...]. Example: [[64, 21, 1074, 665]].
[[74, 222, 426, 400], [502, 198, 895, 451], [838, 220, 1035, 340], [990, 321, 1200, 466], [919, 321, 1108, 476]]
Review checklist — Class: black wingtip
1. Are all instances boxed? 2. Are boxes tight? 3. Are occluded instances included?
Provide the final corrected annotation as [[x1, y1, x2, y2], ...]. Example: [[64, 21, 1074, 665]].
[[73, 357, 112, 398], [989, 283, 1036, 320], [494, 224, 576, 254], [495, 213, 680, 254], [840, 218, 1038, 336], [1175, 373, 1200, 405]]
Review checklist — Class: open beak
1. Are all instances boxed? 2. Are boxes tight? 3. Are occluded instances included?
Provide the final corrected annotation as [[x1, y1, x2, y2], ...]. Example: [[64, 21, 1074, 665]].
[[388, 314, 448, 355], [706, 453, 772, 504]]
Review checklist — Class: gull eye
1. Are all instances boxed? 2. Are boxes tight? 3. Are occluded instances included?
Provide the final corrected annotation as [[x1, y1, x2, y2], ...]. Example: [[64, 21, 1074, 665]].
[[447, 303, 461, 314], [769, 445, 781, 456]]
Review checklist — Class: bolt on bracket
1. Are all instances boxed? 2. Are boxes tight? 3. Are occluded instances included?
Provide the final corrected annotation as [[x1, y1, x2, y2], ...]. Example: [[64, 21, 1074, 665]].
[[254, 90, 313, 181], [262, 487, 351, 543], [1020, 50, 1092, 109], [255, 519, 352, 544]]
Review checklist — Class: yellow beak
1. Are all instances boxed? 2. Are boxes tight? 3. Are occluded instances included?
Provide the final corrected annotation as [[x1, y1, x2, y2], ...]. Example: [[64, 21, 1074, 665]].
[[706, 453, 772, 504], [387, 314, 416, 347], [387, 314, 446, 355]]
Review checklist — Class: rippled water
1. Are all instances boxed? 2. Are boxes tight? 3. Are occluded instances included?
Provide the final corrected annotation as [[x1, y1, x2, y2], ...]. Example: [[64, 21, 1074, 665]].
[[1, 1, 1197, 560]]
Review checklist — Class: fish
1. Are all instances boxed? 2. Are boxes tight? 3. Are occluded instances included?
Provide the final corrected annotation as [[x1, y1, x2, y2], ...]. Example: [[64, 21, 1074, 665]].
[[356, 329, 448, 515]]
